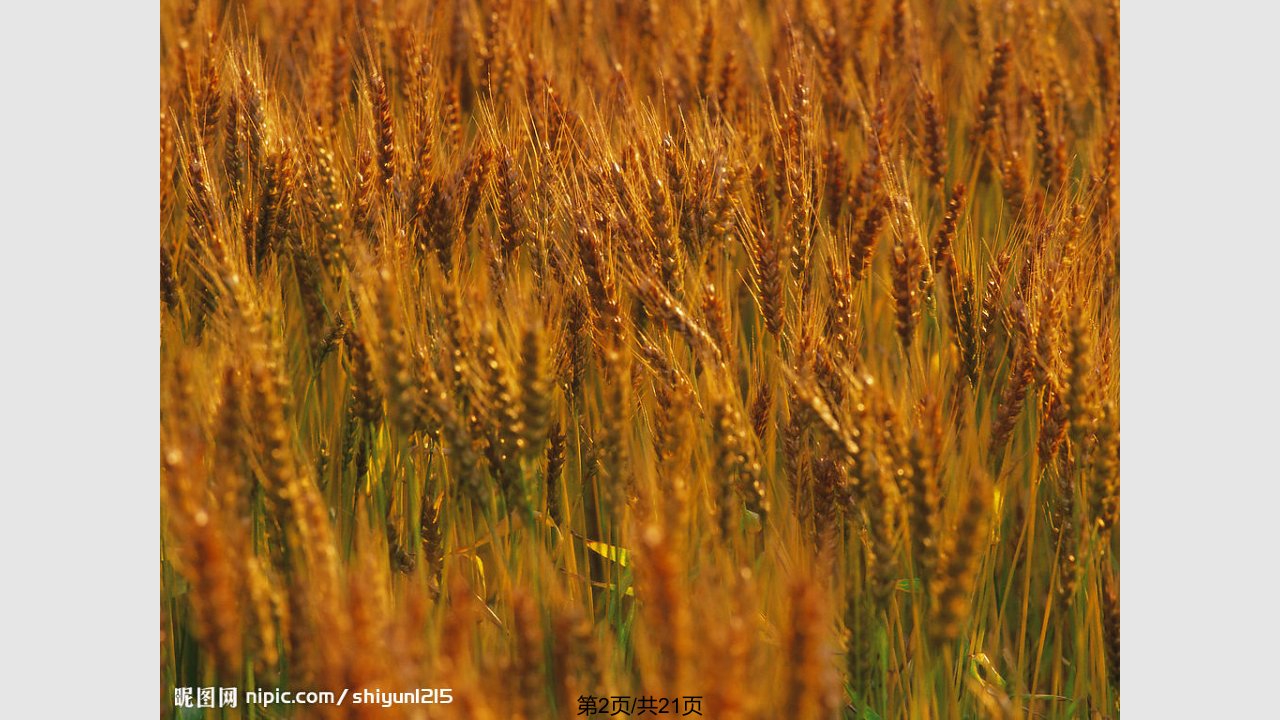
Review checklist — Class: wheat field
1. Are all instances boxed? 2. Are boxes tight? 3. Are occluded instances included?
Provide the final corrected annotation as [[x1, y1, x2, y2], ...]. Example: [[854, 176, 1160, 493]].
[[159, 0, 1119, 717]]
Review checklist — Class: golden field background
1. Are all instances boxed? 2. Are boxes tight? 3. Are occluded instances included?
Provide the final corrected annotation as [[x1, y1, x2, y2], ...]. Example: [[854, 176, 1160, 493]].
[[159, 0, 1119, 717]]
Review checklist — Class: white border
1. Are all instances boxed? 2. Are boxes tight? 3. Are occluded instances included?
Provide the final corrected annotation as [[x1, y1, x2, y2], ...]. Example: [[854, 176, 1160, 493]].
[[0, 0, 157, 714], [1122, 1, 1280, 715]]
